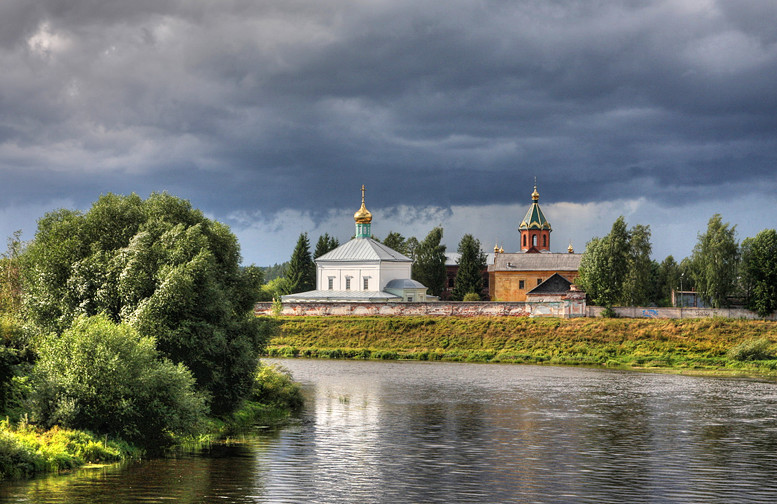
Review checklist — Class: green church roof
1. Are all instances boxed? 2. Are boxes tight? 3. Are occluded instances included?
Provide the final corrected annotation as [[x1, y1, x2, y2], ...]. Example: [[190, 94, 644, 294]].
[[518, 186, 552, 231]]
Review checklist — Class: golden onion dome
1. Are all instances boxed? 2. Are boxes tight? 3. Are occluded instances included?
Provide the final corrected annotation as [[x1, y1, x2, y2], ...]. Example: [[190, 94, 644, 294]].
[[354, 185, 373, 224], [531, 185, 540, 201], [494, 243, 500, 253]]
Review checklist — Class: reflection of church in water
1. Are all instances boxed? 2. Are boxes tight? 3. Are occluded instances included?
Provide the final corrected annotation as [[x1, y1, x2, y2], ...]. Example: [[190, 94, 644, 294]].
[[487, 185, 581, 302]]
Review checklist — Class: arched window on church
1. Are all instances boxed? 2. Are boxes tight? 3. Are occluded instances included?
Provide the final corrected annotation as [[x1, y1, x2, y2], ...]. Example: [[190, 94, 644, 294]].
[[523, 235, 527, 248], [532, 235, 537, 247], [543, 235, 547, 247]]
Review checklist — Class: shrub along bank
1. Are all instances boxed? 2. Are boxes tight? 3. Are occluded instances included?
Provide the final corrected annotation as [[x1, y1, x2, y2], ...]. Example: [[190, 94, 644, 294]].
[[264, 316, 777, 376]]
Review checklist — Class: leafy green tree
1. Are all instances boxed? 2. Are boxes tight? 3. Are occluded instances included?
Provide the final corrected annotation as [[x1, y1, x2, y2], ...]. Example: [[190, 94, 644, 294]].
[[0, 231, 24, 316], [451, 234, 487, 300], [741, 229, 777, 317], [382, 232, 408, 255], [22, 193, 265, 414], [286, 233, 315, 293], [578, 217, 630, 307], [258, 277, 293, 302], [31, 315, 207, 447], [622, 224, 652, 306], [314, 233, 340, 259], [578, 217, 655, 307], [689, 214, 740, 308], [412, 227, 447, 297], [654, 255, 680, 306], [405, 236, 420, 261]]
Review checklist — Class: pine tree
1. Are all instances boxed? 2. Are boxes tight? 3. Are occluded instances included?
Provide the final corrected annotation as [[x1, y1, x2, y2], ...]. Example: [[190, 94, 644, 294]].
[[451, 234, 487, 300], [412, 227, 447, 297], [287, 233, 315, 293], [314, 233, 340, 259]]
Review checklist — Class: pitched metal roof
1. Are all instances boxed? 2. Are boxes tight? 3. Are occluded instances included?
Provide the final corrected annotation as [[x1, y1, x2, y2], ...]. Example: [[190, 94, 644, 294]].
[[316, 237, 412, 263], [489, 252, 582, 272], [282, 290, 402, 302], [527, 273, 572, 294], [518, 202, 552, 231]]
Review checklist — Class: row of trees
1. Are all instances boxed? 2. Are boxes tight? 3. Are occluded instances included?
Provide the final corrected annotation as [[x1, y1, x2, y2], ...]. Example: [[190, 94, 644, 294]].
[[578, 214, 777, 316], [276, 227, 488, 300]]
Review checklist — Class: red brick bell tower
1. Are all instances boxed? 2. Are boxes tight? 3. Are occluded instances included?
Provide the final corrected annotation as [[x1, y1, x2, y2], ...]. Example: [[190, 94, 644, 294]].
[[518, 185, 552, 253]]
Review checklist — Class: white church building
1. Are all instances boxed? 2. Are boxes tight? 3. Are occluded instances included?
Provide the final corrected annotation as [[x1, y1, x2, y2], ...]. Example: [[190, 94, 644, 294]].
[[282, 186, 430, 303]]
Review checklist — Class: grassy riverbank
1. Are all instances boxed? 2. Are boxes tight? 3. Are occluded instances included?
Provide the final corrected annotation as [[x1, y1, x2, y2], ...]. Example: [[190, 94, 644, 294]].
[[264, 316, 777, 376], [0, 363, 302, 481]]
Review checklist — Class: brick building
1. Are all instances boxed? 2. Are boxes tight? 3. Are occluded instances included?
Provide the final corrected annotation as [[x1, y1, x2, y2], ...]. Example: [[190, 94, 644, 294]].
[[488, 185, 582, 301]]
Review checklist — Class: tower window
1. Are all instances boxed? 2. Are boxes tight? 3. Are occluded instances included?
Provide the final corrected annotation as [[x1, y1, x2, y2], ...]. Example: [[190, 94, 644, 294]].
[[532, 235, 537, 247], [345, 277, 351, 290], [523, 235, 527, 248], [363, 277, 369, 290], [543, 235, 547, 247], [519, 280, 525, 290], [328, 278, 334, 290]]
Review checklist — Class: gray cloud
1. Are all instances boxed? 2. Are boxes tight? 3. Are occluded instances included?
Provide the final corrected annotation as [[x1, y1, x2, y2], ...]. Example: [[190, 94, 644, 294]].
[[0, 0, 775, 263]]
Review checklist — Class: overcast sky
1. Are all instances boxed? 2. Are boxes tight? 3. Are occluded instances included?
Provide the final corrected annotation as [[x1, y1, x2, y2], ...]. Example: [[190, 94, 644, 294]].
[[1, 0, 775, 265]]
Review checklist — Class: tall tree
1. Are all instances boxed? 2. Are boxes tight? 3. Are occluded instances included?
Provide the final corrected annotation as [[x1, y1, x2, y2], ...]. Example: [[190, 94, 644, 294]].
[[405, 236, 420, 261], [623, 224, 652, 306], [412, 227, 447, 297], [654, 255, 680, 306], [451, 234, 487, 300], [689, 214, 739, 308], [21, 192, 264, 414], [578, 217, 655, 307], [382, 231, 408, 255], [314, 233, 340, 259], [741, 229, 777, 317], [578, 217, 630, 307], [287, 233, 315, 293]]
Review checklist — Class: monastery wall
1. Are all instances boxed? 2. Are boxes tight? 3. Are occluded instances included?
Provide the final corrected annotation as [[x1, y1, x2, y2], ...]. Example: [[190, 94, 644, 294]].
[[587, 306, 777, 320], [256, 301, 772, 320], [255, 300, 582, 318]]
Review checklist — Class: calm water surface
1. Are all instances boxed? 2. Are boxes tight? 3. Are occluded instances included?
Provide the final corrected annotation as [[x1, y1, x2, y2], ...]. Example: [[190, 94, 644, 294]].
[[4, 359, 777, 503]]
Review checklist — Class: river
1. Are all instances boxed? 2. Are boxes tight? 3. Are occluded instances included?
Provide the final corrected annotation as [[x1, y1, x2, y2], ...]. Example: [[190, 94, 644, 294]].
[[3, 359, 777, 503]]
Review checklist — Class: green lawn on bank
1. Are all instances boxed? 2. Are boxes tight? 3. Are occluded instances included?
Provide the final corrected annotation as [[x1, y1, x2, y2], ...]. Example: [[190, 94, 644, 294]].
[[263, 316, 777, 376]]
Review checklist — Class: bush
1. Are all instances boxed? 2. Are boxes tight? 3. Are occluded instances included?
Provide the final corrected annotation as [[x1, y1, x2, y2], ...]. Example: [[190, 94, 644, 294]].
[[251, 364, 303, 410], [0, 420, 132, 480], [462, 292, 481, 302], [727, 338, 774, 361], [31, 315, 207, 447]]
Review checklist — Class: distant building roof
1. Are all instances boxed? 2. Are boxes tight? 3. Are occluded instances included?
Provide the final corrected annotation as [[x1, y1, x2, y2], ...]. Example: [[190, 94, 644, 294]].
[[445, 252, 496, 267], [316, 237, 412, 263], [527, 273, 573, 295], [489, 252, 582, 272], [282, 290, 402, 302], [384, 278, 427, 290]]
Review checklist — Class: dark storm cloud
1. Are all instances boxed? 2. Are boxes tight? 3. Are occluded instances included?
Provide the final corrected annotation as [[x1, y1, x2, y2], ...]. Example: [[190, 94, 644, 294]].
[[1, 0, 776, 227]]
